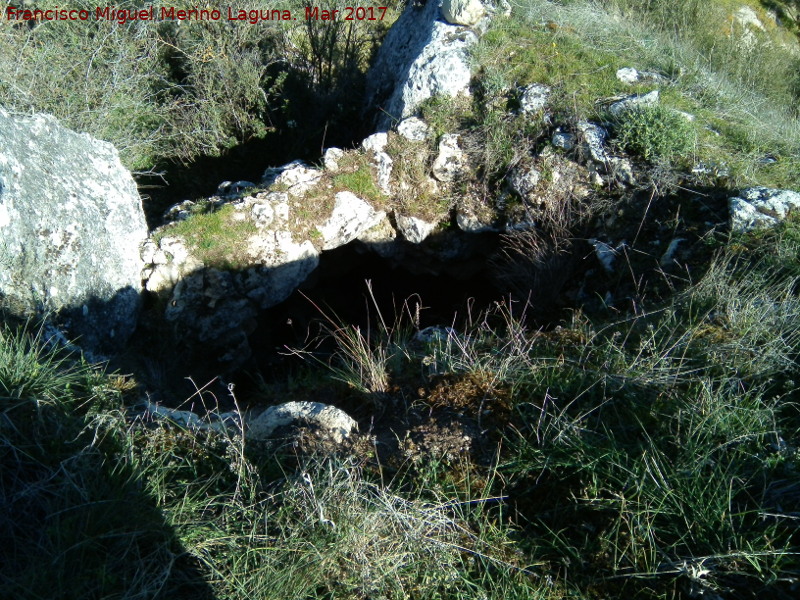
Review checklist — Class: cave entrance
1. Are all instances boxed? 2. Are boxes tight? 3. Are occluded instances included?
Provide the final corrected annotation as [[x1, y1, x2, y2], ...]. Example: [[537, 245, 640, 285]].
[[248, 239, 506, 385]]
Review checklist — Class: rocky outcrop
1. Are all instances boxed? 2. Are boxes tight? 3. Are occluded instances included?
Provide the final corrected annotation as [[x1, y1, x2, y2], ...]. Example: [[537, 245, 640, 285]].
[[365, 0, 479, 130], [145, 400, 358, 444], [729, 187, 800, 232], [0, 108, 146, 353]]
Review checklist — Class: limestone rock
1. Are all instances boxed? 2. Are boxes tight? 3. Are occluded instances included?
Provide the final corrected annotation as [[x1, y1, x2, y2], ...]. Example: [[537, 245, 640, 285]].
[[217, 180, 256, 197], [519, 84, 551, 114], [729, 187, 800, 232], [375, 151, 394, 195], [608, 90, 660, 116], [508, 165, 541, 197], [247, 401, 357, 443], [142, 236, 203, 293], [365, 0, 477, 129], [357, 214, 398, 257], [456, 209, 498, 233], [396, 214, 437, 244], [319, 192, 386, 250], [163, 199, 198, 222], [0, 108, 146, 353], [432, 134, 466, 182], [322, 147, 345, 171], [552, 130, 576, 151], [361, 132, 389, 154], [397, 116, 430, 141], [361, 133, 393, 194], [607, 157, 635, 186], [261, 160, 322, 197], [616, 67, 640, 84], [143, 400, 356, 444], [615, 67, 665, 85], [577, 121, 609, 163], [441, 0, 486, 26]]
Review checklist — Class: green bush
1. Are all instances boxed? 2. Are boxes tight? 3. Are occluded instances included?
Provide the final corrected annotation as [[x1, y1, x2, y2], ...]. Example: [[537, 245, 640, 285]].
[[612, 104, 696, 163]]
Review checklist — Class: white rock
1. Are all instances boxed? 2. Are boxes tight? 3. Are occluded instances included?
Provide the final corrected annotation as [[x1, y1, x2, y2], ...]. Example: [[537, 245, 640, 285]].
[[552, 130, 576, 151], [366, 0, 477, 128], [323, 147, 345, 171], [519, 84, 551, 114], [441, 0, 486, 26], [508, 166, 540, 197], [319, 191, 385, 250], [608, 90, 660, 117], [432, 134, 466, 182], [577, 121, 608, 163], [616, 67, 640, 84], [247, 401, 357, 443], [456, 209, 498, 233], [262, 160, 322, 197], [375, 151, 393, 195], [397, 117, 430, 141], [740, 186, 800, 220], [362, 132, 388, 154], [729, 187, 800, 232], [396, 214, 437, 244]]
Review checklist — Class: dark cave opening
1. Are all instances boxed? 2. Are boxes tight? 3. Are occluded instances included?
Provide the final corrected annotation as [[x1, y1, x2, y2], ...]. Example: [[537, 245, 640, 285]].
[[248, 240, 507, 385]]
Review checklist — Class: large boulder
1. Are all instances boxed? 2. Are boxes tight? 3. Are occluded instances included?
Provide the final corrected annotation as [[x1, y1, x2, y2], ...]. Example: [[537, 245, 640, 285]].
[[365, 0, 478, 130], [0, 108, 146, 352]]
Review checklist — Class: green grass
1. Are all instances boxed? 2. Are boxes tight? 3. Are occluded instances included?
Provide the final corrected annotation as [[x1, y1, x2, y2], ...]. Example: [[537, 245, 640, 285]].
[[157, 204, 257, 270], [468, 0, 800, 188], [3, 224, 800, 599], [332, 160, 384, 203]]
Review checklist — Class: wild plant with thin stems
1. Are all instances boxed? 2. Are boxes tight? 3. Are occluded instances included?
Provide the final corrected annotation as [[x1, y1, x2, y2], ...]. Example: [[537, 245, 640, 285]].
[[289, 280, 415, 398]]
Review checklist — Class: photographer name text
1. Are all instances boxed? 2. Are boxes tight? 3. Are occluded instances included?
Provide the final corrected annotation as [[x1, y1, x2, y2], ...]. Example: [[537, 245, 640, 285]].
[[3, 5, 389, 24]]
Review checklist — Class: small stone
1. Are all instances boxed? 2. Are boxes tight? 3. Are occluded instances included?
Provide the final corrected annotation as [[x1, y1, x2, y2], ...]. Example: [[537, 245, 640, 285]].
[[616, 67, 640, 84], [519, 83, 551, 114], [552, 130, 576, 151], [361, 132, 388, 154], [441, 0, 486, 26], [432, 134, 466, 182], [318, 192, 385, 251], [322, 147, 345, 171], [397, 117, 430, 141], [395, 214, 437, 244], [247, 401, 357, 443], [608, 90, 660, 117], [577, 121, 608, 163], [508, 165, 541, 197]]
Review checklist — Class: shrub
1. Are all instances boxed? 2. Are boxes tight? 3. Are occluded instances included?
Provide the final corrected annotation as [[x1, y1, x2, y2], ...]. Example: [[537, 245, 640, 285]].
[[612, 104, 696, 163]]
